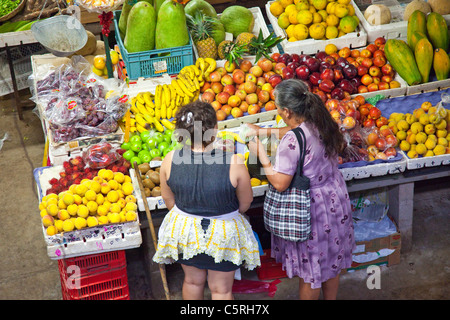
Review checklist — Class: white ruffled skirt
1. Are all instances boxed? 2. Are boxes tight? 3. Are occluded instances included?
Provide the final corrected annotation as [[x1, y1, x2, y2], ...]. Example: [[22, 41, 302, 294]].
[[152, 206, 261, 270]]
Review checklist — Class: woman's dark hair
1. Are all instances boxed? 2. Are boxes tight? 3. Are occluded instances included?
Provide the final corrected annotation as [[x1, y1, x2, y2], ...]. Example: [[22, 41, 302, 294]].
[[174, 100, 217, 148], [274, 79, 345, 157]]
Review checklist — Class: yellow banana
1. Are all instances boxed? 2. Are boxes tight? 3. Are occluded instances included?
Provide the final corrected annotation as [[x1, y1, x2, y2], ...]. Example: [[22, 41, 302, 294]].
[[142, 113, 154, 124], [155, 85, 162, 109], [136, 101, 149, 114], [130, 104, 140, 115], [129, 118, 136, 126], [190, 64, 201, 77], [183, 94, 191, 105], [166, 106, 172, 119], [204, 58, 216, 73], [143, 92, 155, 109], [176, 78, 194, 97], [129, 126, 137, 133], [155, 108, 161, 121], [178, 73, 196, 92], [135, 114, 150, 129], [171, 78, 186, 97], [136, 123, 147, 133], [161, 118, 176, 130], [161, 97, 167, 119], [163, 84, 171, 104], [136, 93, 145, 105], [195, 57, 203, 70], [192, 75, 200, 91], [169, 82, 177, 101], [152, 117, 165, 132], [175, 94, 182, 108]]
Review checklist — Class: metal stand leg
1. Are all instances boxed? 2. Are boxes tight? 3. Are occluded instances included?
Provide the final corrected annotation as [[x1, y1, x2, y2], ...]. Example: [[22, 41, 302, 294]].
[[6, 45, 23, 120]]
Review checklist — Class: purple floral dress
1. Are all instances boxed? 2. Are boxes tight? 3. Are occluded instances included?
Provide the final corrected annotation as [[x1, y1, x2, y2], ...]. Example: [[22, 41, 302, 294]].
[[271, 122, 355, 289]]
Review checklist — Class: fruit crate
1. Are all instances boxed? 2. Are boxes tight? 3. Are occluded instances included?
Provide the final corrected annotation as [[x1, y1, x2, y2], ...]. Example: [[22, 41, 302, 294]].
[[266, 1, 368, 55], [192, 6, 279, 65], [58, 250, 130, 300], [375, 87, 450, 170], [113, 10, 194, 80], [34, 166, 142, 260], [353, 0, 450, 43]]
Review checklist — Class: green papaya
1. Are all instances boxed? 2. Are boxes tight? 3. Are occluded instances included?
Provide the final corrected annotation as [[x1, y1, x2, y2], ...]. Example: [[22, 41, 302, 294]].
[[407, 10, 427, 50], [210, 17, 225, 46], [427, 12, 449, 51], [119, 0, 153, 41], [219, 6, 255, 38], [155, 1, 190, 49], [415, 38, 434, 83], [124, 1, 156, 53], [184, 0, 217, 18], [154, 0, 167, 15]]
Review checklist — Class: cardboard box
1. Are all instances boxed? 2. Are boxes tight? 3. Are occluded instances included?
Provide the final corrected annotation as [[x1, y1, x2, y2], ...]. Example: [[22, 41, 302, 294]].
[[347, 215, 401, 271]]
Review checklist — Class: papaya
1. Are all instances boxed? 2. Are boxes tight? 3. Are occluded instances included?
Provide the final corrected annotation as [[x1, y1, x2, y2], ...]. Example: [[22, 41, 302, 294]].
[[124, 1, 156, 53], [184, 0, 217, 18], [407, 10, 427, 50], [154, 0, 167, 15], [415, 38, 434, 83], [155, 1, 190, 49], [385, 39, 422, 86], [427, 12, 449, 51], [410, 31, 428, 52], [119, 0, 153, 41], [433, 48, 450, 80]]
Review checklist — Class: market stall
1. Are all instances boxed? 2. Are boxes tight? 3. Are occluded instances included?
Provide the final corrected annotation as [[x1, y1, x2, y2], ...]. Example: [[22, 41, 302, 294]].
[[17, 0, 450, 299]]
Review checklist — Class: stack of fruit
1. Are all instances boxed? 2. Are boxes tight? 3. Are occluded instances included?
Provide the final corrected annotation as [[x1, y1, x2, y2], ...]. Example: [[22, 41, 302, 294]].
[[384, 10, 449, 86], [121, 57, 219, 133], [269, 37, 400, 101], [39, 169, 138, 236], [136, 163, 161, 198], [391, 101, 450, 158], [269, 0, 360, 41], [46, 155, 130, 196], [200, 57, 279, 120], [91, 50, 120, 78], [120, 128, 177, 166]]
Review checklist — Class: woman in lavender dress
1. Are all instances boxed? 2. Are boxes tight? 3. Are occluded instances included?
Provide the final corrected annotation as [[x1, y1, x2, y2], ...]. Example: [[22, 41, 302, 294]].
[[247, 79, 355, 300]]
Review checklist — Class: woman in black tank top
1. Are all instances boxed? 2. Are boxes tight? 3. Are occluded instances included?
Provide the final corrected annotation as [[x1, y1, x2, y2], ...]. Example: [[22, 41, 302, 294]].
[[152, 101, 261, 300]]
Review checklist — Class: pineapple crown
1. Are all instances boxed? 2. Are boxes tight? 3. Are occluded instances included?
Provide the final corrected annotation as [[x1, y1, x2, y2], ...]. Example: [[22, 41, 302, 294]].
[[248, 30, 284, 63], [186, 11, 215, 42]]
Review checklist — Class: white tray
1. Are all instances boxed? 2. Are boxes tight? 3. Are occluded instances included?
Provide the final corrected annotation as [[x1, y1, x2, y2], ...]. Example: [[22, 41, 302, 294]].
[[399, 150, 450, 170], [406, 79, 450, 95], [35, 166, 142, 260], [192, 7, 279, 65], [266, 1, 368, 55], [351, 72, 408, 99]]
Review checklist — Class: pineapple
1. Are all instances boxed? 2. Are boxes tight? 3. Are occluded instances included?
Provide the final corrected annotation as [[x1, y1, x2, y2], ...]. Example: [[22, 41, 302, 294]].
[[247, 30, 284, 62], [218, 40, 234, 60], [235, 32, 256, 50], [186, 11, 218, 59]]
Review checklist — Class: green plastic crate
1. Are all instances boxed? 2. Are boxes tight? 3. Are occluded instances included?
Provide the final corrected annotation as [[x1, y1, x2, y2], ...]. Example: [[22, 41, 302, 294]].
[[113, 10, 194, 80]]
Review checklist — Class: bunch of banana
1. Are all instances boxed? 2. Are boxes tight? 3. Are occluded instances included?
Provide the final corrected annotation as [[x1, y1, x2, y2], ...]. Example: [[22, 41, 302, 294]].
[[120, 91, 175, 134]]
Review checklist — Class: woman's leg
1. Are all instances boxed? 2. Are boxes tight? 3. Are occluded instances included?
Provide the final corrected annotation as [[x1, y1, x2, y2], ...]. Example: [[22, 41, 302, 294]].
[[299, 278, 321, 300], [321, 275, 340, 300], [207, 269, 236, 300], [181, 264, 207, 300]]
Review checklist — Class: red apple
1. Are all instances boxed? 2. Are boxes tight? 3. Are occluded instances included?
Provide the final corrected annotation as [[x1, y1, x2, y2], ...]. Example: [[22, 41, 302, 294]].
[[319, 79, 335, 93], [309, 72, 321, 86], [232, 69, 245, 84], [295, 65, 310, 80], [268, 74, 282, 88], [373, 55, 386, 67], [357, 65, 369, 77], [258, 58, 274, 72], [381, 64, 393, 75], [201, 91, 215, 104], [274, 62, 286, 75], [282, 66, 295, 79], [239, 60, 252, 72], [223, 84, 236, 96], [257, 90, 270, 103], [249, 65, 263, 77], [320, 68, 335, 82], [216, 91, 230, 105]]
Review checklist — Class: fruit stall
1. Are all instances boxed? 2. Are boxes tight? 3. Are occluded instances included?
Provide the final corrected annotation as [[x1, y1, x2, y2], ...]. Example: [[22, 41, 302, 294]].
[[6, 0, 448, 299]]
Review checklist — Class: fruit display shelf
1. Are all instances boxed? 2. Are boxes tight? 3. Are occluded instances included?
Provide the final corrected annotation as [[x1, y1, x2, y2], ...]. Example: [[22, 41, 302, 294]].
[[192, 6, 279, 65], [405, 77, 450, 96], [266, 1, 368, 55], [34, 166, 142, 260], [353, 0, 450, 43], [376, 88, 450, 170]]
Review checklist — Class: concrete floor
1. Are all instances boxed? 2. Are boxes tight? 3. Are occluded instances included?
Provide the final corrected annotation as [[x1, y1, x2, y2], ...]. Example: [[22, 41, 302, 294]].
[[0, 91, 449, 300]]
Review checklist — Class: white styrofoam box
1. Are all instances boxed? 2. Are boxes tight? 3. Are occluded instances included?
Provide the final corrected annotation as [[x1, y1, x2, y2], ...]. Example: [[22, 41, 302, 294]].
[[125, 73, 173, 96], [353, 0, 408, 42], [406, 79, 450, 95], [339, 153, 407, 180], [351, 72, 408, 99], [192, 7, 279, 65], [400, 150, 450, 170], [218, 110, 278, 130], [266, 1, 367, 55], [34, 166, 142, 260]]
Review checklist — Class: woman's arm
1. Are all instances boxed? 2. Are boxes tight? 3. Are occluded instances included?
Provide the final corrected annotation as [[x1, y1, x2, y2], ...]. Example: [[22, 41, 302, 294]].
[[245, 123, 291, 140], [247, 137, 294, 192], [159, 150, 176, 211], [229, 154, 253, 214]]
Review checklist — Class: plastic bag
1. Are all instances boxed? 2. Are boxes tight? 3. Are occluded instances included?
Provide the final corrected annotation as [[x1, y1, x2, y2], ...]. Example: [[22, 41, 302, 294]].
[[353, 214, 397, 242], [76, 0, 125, 13], [83, 140, 121, 169], [0, 132, 8, 151], [350, 187, 389, 223]]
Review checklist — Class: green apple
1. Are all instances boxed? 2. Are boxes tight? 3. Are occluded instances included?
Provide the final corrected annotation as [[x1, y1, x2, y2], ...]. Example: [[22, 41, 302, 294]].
[[138, 150, 151, 162], [130, 156, 141, 167], [150, 148, 161, 159], [163, 146, 173, 157], [121, 142, 131, 150], [158, 141, 170, 154], [129, 134, 142, 144], [122, 150, 135, 161], [146, 138, 158, 150], [130, 141, 142, 152], [153, 132, 164, 144]]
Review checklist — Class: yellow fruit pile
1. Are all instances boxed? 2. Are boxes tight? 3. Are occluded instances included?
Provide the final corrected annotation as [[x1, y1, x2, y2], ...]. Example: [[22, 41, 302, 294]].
[[91, 51, 120, 78], [39, 169, 138, 236], [120, 57, 217, 134], [389, 101, 450, 159], [270, 0, 359, 41]]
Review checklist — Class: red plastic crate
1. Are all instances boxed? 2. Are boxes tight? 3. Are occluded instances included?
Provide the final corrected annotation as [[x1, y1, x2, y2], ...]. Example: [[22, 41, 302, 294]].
[[58, 250, 130, 300], [256, 250, 287, 280]]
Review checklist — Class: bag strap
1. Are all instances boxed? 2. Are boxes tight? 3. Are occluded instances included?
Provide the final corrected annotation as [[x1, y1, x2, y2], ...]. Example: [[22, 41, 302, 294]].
[[291, 126, 307, 176]]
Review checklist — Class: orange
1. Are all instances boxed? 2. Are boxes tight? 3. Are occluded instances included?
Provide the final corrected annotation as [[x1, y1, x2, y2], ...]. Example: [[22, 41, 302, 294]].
[[93, 56, 106, 70]]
